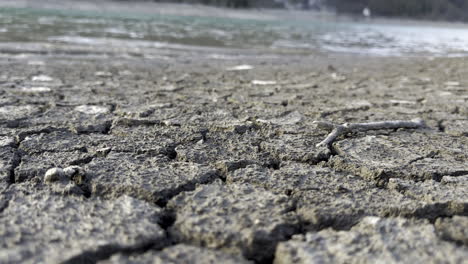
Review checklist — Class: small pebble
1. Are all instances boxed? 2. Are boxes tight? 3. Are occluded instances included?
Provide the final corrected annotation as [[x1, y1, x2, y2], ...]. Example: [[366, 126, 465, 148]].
[[32, 75, 54, 82], [75, 105, 110, 115], [20, 87, 52, 93], [96, 147, 112, 156], [44, 168, 65, 183], [227, 64, 253, 71], [251, 80, 277, 85], [63, 166, 81, 177]]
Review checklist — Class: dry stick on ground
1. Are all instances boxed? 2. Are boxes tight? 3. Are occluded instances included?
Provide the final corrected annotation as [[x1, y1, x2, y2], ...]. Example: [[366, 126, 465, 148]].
[[314, 118, 426, 147]]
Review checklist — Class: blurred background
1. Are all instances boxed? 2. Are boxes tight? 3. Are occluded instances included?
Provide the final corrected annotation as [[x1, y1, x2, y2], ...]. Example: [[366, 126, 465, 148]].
[[1, 0, 468, 58]]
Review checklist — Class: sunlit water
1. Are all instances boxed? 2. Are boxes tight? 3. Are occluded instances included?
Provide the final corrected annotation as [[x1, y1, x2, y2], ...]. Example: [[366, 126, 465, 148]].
[[1, 6, 468, 57]]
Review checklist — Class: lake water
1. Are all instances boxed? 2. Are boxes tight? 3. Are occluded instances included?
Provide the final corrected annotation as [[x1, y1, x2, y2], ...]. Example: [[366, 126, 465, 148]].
[[1, 3, 468, 57]]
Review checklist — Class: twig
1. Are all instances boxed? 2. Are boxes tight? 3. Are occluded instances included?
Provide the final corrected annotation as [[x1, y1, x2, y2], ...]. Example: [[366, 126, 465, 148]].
[[314, 118, 426, 147]]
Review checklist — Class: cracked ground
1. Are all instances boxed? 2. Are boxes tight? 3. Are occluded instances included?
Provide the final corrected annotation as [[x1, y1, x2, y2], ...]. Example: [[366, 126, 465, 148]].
[[0, 43, 467, 264]]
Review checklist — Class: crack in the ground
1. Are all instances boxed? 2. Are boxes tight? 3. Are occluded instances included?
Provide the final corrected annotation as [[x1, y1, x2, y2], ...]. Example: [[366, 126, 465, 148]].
[[8, 151, 22, 185], [437, 120, 446, 132], [16, 126, 70, 142], [7, 136, 25, 185], [0, 199, 10, 215], [434, 216, 468, 248], [111, 118, 162, 128], [62, 237, 170, 264], [406, 151, 438, 165], [407, 203, 468, 223], [155, 170, 223, 208], [319, 105, 371, 118], [90, 160, 303, 264], [90, 193, 178, 264]]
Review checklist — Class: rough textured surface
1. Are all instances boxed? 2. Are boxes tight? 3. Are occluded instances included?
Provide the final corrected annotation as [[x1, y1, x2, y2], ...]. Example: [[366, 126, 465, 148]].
[[388, 176, 468, 219], [0, 5, 467, 262], [0, 190, 167, 264], [435, 216, 468, 246], [85, 152, 219, 205], [168, 183, 300, 263], [100, 244, 253, 264], [275, 217, 468, 264], [0, 136, 19, 191], [228, 163, 428, 229], [330, 130, 468, 183]]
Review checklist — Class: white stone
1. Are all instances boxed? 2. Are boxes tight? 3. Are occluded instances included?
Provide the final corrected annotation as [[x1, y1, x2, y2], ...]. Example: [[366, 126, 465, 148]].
[[251, 80, 277, 85], [75, 105, 110, 115], [227, 64, 253, 71], [20, 87, 52, 93], [389, 100, 416, 105], [361, 216, 381, 226], [96, 147, 112, 156], [44, 168, 65, 183], [63, 166, 81, 177], [32, 75, 54, 82]]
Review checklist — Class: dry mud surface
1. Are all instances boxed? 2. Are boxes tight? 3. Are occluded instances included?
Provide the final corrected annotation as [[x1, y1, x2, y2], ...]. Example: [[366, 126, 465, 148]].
[[0, 47, 467, 263]]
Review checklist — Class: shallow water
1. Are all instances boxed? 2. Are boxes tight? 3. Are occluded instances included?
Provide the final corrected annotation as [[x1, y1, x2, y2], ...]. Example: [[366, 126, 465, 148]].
[[1, 5, 468, 57]]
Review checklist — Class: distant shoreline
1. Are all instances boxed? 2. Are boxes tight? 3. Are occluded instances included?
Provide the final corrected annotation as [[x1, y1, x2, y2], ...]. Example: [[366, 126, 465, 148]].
[[8, 0, 468, 23], [2, 0, 468, 27]]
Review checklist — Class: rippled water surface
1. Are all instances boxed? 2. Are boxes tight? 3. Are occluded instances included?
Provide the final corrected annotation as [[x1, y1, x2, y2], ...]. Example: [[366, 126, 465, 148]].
[[1, 5, 468, 57]]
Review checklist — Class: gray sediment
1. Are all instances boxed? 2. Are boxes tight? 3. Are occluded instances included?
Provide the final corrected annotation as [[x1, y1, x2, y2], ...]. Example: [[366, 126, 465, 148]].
[[0, 44, 467, 264]]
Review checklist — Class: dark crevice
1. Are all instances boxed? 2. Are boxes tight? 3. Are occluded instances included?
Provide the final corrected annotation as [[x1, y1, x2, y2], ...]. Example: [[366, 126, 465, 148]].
[[438, 236, 466, 248], [16, 126, 70, 142], [434, 216, 468, 247], [7, 136, 24, 185], [0, 199, 10, 214], [107, 103, 117, 114], [153, 170, 222, 208], [159, 210, 177, 231], [8, 152, 22, 185], [69, 155, 95, 166], [72, 173, 92, 199], [407, 151, 438, 165], [264, 203, 361, 264], [216, 170, 228, 182], [437, 120, 446, 132], [63, 184, 180, 263], [402, 203, 468, 224], [63, 239, 170, 264], [265, 159, 280, 170], [216, 160, 257, 181], [320, 105, 371, 118], [84, 169, 224, 209], [329, 143, 340, 156], [164, 144, 178, 160], [298, 211, 363, 233], [102, 121, 113, 135], [92, 194, 179, 264], [112, 118, 161, 128], [445, 170, 468, 177], [23, 147, 88, 156]]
